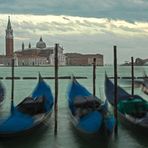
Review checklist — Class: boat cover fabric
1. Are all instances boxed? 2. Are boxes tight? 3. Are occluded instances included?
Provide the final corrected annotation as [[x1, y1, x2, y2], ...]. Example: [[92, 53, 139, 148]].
[[118, 98, 148, 115], [0, 109, 33, 132], [68, 79, 91, 114], [77, 111, 103, 133]]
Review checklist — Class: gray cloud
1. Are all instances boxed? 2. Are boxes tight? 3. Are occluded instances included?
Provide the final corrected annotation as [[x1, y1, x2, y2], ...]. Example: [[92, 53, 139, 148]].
[[0, 0, 148, 21]]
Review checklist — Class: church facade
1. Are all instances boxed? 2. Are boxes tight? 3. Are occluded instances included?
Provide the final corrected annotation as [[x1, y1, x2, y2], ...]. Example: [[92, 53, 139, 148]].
[[15, 37, 66, 66], [0, 17, 66, 66]]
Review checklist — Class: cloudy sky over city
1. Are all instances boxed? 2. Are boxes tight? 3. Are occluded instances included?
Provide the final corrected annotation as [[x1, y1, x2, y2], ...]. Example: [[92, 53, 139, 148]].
[[0, 0, 148, 64]]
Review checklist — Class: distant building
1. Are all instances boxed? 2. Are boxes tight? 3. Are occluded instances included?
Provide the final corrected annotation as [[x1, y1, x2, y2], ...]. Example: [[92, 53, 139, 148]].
[[14, 55, 48, 66], [0, 16, 14, 66], [6, 16, 14, 57], [65, 53, 103, 66], [121, 58, 148, 66], [0, 55, 5, 65], [15, 37, 66, 66], [0, 17, 104, 67], [135, 58, 145, 66], [0, 17, 66, 66]]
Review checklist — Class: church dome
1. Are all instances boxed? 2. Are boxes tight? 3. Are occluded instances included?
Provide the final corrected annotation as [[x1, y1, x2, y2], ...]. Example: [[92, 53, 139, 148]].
[[36, 37, 46, 49]]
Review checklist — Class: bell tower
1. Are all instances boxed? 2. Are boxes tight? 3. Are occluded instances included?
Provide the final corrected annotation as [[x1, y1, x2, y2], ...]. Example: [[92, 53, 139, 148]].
[[5, 16, 14, 57]]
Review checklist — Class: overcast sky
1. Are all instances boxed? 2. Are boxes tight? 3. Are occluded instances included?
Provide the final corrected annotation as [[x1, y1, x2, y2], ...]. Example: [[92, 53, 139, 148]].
[[0, 0, 148, 64]]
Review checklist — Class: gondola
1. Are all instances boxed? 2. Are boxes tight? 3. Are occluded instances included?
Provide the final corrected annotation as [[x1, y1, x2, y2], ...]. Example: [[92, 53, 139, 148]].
[[105, 74, 148, 134], [0, 81, 5, 104], [67, 77, 115, 135], [0, 75, 53, 138]]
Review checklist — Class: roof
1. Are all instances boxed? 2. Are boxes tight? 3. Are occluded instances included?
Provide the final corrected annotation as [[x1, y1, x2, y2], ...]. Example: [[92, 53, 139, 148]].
[[7, 16, 12, 30], [65, 53, 103, 58], [36, 37, 46, 49]]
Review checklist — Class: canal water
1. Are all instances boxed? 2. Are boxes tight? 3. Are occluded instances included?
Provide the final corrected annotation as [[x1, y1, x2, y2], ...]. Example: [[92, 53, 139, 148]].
[[0, 66, 147, 148]]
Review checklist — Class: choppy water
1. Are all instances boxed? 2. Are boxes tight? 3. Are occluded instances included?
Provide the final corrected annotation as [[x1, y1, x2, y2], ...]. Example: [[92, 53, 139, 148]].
[[0, 66, 148, 148]]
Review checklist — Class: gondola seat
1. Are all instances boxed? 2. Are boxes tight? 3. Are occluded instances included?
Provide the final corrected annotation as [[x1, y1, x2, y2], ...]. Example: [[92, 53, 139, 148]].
[[17, 96, 46, 115]]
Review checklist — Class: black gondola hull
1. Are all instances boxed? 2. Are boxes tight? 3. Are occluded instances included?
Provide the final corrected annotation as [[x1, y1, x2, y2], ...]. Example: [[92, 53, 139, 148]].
[[105, 74, 148, 135], [118, 112, 148, 135]]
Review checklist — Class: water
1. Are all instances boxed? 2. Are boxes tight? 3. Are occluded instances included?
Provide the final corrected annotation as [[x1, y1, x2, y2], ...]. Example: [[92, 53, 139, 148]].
[[0, 66, 147, 148]]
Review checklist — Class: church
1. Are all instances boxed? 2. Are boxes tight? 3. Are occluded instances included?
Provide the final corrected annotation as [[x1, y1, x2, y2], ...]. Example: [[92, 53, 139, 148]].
[[0, 17, 104, 66], [0, 17, 66, 66]]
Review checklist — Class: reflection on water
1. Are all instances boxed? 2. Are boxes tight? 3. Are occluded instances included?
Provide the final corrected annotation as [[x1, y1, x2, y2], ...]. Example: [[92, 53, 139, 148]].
[[69, 123, 111, 148], [119, 124, 148, 148], [0, 125, 51, 148]]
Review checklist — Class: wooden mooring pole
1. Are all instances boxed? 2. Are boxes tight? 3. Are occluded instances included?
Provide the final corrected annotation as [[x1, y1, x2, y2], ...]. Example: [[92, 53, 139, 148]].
[[93, 58, 96, 97], [131, 57, 134, 97], [114, 45, 118, 135], [11, 58, 15, 113], [54, 43, 59, 135]]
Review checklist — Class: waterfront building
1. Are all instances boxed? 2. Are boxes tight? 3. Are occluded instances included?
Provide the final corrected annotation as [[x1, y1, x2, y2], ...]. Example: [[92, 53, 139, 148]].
[[0, 17, 66, 66], [15, 37, 66, 66], [65, 53, 103, 66]]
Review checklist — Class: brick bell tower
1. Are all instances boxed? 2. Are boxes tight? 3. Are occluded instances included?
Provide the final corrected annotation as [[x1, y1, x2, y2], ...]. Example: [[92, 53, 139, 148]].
[[6, 16, 14, 57]]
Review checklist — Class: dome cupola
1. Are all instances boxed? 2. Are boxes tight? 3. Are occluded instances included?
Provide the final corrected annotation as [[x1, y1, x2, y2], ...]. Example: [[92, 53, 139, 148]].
[[36, 37, 46, 49]]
